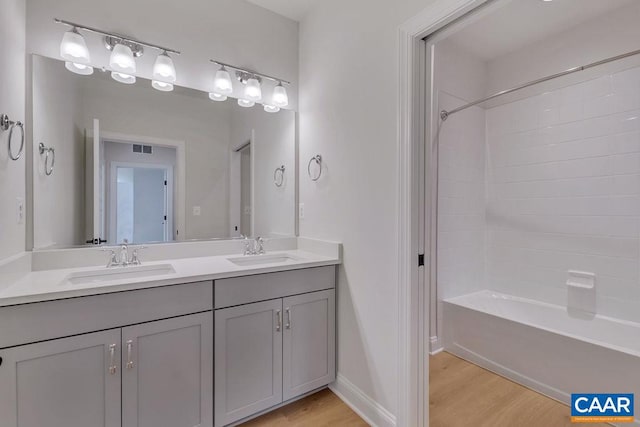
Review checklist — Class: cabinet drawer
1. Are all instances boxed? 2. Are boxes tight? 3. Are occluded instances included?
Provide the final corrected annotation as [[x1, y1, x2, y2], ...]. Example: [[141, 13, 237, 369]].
[[215, 266, 335, 309], [0, 281, 213, 349]]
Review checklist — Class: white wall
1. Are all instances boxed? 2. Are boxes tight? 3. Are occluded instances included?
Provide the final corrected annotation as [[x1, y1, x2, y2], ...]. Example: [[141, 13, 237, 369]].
[[0, 0, 26, 260], [32, 57, 85, 248], [299, 0, 437, 421], [25, 0, 299, 110]]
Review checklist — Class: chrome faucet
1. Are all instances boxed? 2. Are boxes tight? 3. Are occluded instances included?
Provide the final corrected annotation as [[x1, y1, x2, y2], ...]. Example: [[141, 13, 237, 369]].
[[242, 236, 266, 255], [103, 240, 146, 267]]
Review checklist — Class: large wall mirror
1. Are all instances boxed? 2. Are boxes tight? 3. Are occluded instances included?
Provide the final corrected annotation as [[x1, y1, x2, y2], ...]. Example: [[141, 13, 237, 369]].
[[31, 55, 296, 249]]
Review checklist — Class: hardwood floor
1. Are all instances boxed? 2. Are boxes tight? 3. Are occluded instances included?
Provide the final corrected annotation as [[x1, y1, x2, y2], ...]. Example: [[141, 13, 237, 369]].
[[241, 388, 368, 426], [430, 352, 608, 427], [242, 352, 608, 427]]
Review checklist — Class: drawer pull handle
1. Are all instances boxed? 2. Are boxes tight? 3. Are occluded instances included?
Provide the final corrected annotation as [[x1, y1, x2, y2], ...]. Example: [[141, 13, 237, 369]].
[[108, 344, 117, 375], [126, 340, 134, 370], [285, 308, 291, 329], [276, 310, 282, 332]]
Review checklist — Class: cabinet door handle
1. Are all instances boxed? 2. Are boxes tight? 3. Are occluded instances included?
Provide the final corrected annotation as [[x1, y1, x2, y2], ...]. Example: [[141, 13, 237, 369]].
[[108, 344, 117, 375], [285, 308, 291, 329], [126, 340, 134, 370], [276, 310, 282, 332]]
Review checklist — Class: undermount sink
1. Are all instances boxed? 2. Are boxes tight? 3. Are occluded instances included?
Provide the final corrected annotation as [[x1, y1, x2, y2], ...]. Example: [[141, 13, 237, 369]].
[[63, 264, 176, 286], [227, 253, 302, 267]]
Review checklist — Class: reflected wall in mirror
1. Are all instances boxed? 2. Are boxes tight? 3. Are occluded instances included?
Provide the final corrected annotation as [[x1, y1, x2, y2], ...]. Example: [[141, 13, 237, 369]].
[[31, 55, 296, 249]]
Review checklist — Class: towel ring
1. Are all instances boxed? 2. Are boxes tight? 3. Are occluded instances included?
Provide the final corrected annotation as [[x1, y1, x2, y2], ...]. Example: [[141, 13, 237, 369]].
[[273, 165, 285, 187], [1, 114, 25, 161], [307, 155, 322, 181], [39, 142, 55, 176]]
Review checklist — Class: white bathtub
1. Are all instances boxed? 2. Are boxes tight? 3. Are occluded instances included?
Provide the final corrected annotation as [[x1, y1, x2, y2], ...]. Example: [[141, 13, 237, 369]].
[[443, 290, 640, 426]]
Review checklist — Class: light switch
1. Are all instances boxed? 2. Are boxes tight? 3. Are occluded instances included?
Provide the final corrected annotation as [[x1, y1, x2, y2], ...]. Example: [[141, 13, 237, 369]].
[[192, 206, 201, 216]]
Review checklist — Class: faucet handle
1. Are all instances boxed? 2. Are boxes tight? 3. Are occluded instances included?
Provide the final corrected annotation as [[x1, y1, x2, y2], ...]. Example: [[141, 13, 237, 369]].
[[101, 248, 118, 267], [129, 246, 148, 265], [255, 236, 265, 255]]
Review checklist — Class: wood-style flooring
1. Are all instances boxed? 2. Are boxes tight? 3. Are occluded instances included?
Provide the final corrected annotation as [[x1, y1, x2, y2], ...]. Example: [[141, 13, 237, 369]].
[[430, 352, 608, 427], [241, 388, 368, 426], [244, 352, 608, 427]]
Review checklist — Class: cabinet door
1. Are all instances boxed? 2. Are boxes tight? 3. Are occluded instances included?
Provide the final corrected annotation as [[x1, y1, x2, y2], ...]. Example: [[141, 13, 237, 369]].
[[283, 289, 335, 401], [214, 299, 283, 427], [122, 312, 213, 427], [0, 329, 122, 427]]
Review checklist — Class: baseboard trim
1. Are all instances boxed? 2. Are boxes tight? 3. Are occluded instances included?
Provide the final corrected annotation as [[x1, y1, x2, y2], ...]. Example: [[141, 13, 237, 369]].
[[430, 335, 443, 355], [330, 374, 396, 427]]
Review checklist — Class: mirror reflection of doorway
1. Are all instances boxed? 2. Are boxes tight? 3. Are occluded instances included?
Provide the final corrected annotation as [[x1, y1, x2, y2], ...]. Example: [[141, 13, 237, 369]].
[[114, 165, 171, 244]]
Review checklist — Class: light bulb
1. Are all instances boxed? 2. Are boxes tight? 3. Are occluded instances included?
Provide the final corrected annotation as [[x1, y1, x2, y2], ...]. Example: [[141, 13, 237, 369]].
[[263, 104, 280, 113], [152, 80, 174, 91], [238, 98, 255, 108], [244, 78, 262, 102], [60, 28, 90, 64], [153, 52, 176, 83], [209, 92, 228, 102], [65, 61, 94, 75], [214, 66, 233, 95], [111, 71, 136, 84], [109, 43, 136, 74], [272, 82, 288, 108]]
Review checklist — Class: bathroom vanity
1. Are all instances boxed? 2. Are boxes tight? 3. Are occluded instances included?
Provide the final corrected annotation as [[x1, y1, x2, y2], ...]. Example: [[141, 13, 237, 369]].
[[0, 244, 339, 427]]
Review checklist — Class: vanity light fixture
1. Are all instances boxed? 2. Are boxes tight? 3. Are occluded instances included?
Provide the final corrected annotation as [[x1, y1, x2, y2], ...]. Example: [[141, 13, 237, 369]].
[[60, 28, 93, 75], [238, 99, 255, 108], [209, 92, 228, 102], [152, 51, 176, 91], [272, 82, 288, 108], [55, 18, 181, 85], [210, 59, 290, 110], [263, 104, 280, 113], [213, 65, 234, 95], [244, 77, 262, 102]]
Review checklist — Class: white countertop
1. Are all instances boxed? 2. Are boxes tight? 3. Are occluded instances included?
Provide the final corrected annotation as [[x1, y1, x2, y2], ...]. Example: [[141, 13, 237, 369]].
[[0, 249, 340, 307]]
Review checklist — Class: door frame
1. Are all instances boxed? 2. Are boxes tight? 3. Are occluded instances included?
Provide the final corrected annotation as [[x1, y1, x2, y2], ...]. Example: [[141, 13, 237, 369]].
[[108, 161, 174, 244], [396, 1, 490, 426], [101, 131, 186, 241]]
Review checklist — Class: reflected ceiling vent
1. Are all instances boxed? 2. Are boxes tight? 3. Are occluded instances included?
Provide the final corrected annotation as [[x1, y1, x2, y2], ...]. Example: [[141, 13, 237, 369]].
[[133, 144, 153, 154]]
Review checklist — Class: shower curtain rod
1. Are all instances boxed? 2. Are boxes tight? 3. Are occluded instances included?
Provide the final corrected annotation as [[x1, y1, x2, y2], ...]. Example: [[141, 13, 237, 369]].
[[439, 47, 640, 121]]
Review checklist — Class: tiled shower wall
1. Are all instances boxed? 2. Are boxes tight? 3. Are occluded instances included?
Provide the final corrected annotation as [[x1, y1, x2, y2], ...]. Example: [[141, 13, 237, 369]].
[[486, 66, 640, 322]]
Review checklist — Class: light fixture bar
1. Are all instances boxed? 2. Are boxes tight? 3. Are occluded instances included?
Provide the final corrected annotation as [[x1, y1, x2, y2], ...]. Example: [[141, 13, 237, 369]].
[[210, 59, 290, 85], [54, 18, 181, 55]]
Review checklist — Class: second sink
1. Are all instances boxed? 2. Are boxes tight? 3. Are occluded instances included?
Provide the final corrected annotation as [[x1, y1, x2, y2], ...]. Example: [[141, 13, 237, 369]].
[[63, 264, 176, 286]]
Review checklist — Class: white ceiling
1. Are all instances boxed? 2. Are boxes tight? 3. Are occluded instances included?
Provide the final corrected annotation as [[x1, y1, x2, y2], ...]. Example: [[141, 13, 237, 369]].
[[245, 0, 317, 21], [445, 0, 636, 61]]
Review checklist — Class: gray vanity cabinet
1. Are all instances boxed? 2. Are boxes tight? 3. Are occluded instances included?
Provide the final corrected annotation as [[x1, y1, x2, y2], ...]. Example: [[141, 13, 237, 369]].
[[213, 266, 336, 427], [214, 299, 284, 427], [0, 329, 122, 427], [282, 289, 335, 401], [122, 312, 213, 427]]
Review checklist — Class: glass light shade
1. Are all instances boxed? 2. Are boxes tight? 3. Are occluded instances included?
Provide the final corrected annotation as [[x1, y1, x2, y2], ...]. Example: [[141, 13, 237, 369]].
[[263, 104, 280, 113], [152, 80, 174, 92], [153, 52, 176, 82], [111, 71, 136, 85], [60, 29, 91, 64], [272, 83, 289, 107], [109, 43, 136, 74], [209, 92, 228, 102], [214, 67, 233, 95], [65, 61, 94, 75], [238, 98, 255, 108], [244, 78, 262, 101]]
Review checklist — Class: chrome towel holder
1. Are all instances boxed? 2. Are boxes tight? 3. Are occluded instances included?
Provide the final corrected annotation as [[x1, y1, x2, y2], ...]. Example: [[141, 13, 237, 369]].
[[308, 155, 322, 181], [1, 114, 25, 161], [274, 165, 285, 187], [39, 142, 55, 176]]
